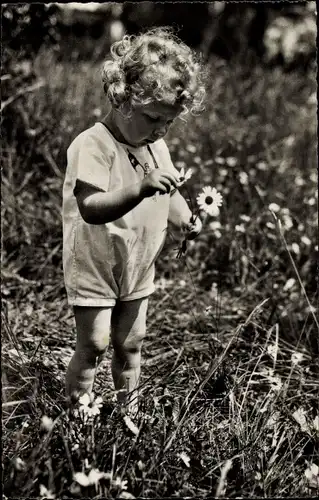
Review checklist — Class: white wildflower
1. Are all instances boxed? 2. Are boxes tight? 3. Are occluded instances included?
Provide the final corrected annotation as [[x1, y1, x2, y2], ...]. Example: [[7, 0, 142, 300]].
[[73, 468, 110, 487], [175, 160, 186, 169], [74, 472, 90, 487], [137, 460, 145, 470], [268, 203, 280, 213], [197, 186, 223, 216], [307, 197, 316, 206], [79, 393, 103, 418], [291, 352, 304, 365], [178, 451, 191, 468], [301, 235, 311, 246], [226, 157, 238, 167], [79, 393, 91, 407], [119, 492, 136, 499], [240, 214, 251, 222], [215, 156, 225, 165], [112, 476, 128, 490], [171, 137, 180, 145], [291, 243, 300, 254], [186, 144, 196, 153], [14, 457, 26, 471], [219, 168, 228, 177], [209, 221, 222, 231], [283, 278, 296, 291], [304, 462, 319, 489], [41, 416, 54, 432], [293, 408, 311, 434], [239, 171, 249, 185], [88, 468, 111, 485], [123, 415, 139, 436], [285, 136, 295, 147], [178, 167, 193, 186], [282, 213, 293, 231], [295, 176, 305, 186], [204, 158, 214, 166], [39, 485, 55, 498], [235, 224, 245, 233], [257, 161, 268, 171]]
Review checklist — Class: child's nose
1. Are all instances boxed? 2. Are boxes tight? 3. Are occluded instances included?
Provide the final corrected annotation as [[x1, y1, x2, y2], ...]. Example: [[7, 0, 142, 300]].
[[157, 124, 168, 135], [156, 120, 172, 134]]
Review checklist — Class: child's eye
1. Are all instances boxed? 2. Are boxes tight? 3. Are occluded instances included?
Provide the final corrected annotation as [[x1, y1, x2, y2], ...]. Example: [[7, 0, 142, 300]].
[[146, 115, 160, 122]]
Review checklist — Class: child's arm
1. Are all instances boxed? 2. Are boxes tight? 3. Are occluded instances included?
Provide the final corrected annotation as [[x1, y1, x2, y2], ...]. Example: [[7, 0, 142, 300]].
[[168, 190, 202, 240], [76, 169, 180, 224]]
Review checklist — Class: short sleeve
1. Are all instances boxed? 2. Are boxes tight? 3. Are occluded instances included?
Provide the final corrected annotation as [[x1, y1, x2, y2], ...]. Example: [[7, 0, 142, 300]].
[[67, 132, 114, 194]]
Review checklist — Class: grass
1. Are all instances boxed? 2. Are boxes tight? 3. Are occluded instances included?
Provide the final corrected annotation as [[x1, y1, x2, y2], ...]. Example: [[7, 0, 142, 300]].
[[2, 45, 318, 498]]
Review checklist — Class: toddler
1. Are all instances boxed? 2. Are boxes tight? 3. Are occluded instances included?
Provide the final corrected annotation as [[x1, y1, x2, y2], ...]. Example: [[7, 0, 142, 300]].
[[63, 27, 205, 412]]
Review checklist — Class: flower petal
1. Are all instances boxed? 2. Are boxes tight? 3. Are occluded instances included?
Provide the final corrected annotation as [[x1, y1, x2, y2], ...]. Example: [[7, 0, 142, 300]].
[[123, 415, 139, 436], [73, 472, 90, 487], [79, 393, 91, 407]]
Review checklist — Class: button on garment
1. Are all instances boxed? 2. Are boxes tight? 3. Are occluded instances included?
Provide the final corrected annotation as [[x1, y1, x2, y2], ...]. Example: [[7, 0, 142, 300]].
[[62, 123, 179, 306]]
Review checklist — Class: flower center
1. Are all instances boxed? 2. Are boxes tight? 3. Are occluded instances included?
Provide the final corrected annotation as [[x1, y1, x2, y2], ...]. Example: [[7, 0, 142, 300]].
[[205, 196, 213, 205]]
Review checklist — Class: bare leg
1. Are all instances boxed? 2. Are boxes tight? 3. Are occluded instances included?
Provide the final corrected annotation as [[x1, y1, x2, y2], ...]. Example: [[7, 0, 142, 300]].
[[65, 306, 113, 403], [111, 298, 148, 411]]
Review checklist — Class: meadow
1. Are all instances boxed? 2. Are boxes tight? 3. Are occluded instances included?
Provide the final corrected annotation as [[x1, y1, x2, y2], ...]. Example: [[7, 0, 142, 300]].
[[2, 46, 318, 498]]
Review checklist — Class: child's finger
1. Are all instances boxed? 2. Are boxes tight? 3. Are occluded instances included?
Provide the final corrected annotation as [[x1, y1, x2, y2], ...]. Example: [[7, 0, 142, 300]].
[[161, 171, 180, 187], [156, 180, 171, 194], [159, 176, 174, 193]]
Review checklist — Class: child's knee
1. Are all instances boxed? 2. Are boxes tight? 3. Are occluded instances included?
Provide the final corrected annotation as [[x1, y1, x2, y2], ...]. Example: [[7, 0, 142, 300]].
[[74, 306, 112, 359], [80, 332, 110, 359], [113, 328, 145, 355]]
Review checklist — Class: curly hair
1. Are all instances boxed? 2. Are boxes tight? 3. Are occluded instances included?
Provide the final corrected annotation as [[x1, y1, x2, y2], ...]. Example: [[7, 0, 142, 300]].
[[101, 27, 206, 117]]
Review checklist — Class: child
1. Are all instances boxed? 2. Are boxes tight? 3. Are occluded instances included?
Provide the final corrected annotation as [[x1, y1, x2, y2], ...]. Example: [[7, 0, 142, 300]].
[[63, 27, 205, 412]]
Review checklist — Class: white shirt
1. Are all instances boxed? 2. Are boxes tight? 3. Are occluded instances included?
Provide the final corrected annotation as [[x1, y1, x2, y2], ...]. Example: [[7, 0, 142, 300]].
[[62, 122, 179, 305]]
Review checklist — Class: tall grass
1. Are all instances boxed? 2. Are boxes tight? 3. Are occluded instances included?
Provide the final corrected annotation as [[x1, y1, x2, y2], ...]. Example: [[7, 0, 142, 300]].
[[2, 47, 318, 498]]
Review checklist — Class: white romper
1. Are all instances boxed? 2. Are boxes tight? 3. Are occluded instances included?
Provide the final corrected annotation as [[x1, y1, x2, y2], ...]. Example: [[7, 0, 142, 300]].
[[62, 122, 179, 306]]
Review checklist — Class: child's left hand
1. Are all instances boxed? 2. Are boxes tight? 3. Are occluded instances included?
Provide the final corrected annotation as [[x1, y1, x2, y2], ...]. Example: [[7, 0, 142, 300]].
[[182, 215, 202, 240]]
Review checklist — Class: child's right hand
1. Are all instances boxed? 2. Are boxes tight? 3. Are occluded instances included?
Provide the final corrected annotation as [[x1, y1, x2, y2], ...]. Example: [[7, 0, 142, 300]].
[[140, 170, 179, 198]]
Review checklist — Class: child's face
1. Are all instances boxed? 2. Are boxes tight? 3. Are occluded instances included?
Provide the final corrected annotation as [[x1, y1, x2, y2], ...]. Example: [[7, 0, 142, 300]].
[[118, 101, 181, 147]]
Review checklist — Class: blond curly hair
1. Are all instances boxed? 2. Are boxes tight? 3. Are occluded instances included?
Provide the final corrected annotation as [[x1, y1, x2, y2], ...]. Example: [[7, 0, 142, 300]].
[[102, 27, 206, 117]]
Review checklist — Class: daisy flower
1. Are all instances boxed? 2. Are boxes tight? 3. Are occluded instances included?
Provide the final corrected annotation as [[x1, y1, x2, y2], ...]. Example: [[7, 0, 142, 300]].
[[178, 451, 191, 468], [178, 167, 193, 186], [112, 476, 128, 491], [41, 415, 54, 432], [73, 468, 111, 487], [39, 485, 55, 498], [291, 351, 304, 365], [196, 186, 223, 216], [304, 462, 319, 489], [79, 393, 103, 418]]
